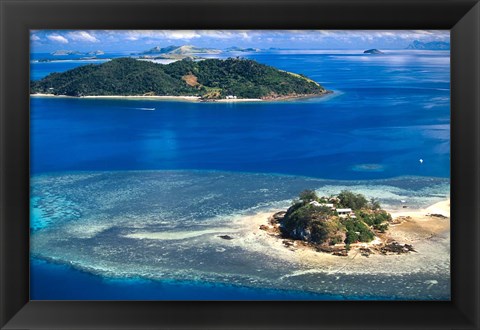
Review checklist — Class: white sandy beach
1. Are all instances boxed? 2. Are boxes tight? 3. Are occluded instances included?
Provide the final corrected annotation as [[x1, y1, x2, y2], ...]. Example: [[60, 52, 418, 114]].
[[30, 93, 264, 102], [30, 93, 327, 103], [30, 93, 202, 102]]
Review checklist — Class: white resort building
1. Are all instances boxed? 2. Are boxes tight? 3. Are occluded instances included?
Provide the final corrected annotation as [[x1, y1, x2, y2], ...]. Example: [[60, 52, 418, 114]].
[[308, 202, 355, 218], [336, 208, 353, 217], [309, 201, 335, 209]]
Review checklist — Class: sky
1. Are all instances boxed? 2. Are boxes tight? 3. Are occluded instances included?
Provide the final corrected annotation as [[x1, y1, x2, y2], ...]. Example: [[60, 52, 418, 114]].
[[30, 30, 450, 53]]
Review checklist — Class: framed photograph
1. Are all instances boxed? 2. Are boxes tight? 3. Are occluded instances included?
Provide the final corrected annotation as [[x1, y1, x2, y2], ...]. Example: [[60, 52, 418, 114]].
[[1, 0, 479, 329]]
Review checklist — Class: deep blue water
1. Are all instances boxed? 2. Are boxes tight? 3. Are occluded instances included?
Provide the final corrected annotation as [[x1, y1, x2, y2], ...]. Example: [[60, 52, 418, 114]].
[[30, 49, 450, 300], [31, 258, 353, 300], [31, 50, 450, 180]]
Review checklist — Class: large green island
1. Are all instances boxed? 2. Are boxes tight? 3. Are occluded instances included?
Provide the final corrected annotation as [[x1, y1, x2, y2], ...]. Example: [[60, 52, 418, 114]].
[[30, 57, 330, 100]]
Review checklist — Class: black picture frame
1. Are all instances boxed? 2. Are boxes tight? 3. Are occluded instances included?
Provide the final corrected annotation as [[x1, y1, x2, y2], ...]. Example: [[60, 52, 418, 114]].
[[1, 0, 479, 329]]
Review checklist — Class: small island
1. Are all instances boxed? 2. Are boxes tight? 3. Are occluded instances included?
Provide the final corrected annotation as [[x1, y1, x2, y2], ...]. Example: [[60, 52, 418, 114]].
[[225, 46, 261, 53], [261, 190, 416, 257], [30, 57, 330, 101], [363, 49, 384, 54], [87, 50, 105, 56], [50, 50, 83, 56]]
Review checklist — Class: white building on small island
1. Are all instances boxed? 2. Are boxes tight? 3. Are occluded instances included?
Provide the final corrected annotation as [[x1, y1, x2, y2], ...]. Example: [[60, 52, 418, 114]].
[[225, 95, 237, 99], [309, 201, 335, 209], [336, 208, 353, 217]]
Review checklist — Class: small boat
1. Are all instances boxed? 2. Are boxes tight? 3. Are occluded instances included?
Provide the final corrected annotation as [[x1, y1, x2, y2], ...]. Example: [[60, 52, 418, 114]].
[[137, 107, 156, 111]]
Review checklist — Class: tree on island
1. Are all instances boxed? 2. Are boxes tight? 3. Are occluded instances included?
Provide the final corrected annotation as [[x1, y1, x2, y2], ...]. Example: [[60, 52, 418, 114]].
[[298, 189, 319, 203], [337, 190, 368, 210], [369, 197, 381, 210]]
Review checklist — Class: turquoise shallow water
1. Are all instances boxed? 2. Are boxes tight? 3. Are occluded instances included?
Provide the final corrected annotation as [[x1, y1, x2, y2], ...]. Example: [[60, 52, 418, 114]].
[[30, 49, 450, 300]]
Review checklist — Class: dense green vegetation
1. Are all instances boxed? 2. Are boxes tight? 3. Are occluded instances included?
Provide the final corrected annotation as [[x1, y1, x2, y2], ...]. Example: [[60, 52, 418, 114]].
[[356, 209, 391, 233], [281, 200, 339, 245], [337, 190, 368, 210], [278, 190, 391, 246], [31, 57, 327, 99], [341, 217, 374, 243]]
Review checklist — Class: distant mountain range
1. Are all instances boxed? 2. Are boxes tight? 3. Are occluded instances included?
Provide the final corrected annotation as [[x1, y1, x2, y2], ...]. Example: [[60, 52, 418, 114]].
[[141, 45, 222, 55], [406, 40, 450, 50], [141, 45, 264, 56]]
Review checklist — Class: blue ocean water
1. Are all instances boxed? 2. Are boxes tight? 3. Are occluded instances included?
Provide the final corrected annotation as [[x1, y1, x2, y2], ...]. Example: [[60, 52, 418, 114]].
[[30, 49, 450, 300], [30, 51, 450, 179], [30, 51, 161, 80], [31, 258, 351, 300]]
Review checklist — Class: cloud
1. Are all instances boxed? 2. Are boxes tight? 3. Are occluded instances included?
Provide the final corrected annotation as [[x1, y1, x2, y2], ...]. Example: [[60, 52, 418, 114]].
[[271, 30, 449, 46], [35, 29, 449, 51], [195, 30, 251, 39], [122, 30, 201, 42], [111, 30, 448, 45], [118, 30, 257, 42], [67, 31, 99, 43], [167, 30, 201, 39], [238, 31, 251, 40], [47, 34, 68, 44]]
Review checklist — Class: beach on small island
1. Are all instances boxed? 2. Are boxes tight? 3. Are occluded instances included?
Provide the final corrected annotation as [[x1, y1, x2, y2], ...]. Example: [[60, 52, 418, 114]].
[[232, 199, 450, 275]]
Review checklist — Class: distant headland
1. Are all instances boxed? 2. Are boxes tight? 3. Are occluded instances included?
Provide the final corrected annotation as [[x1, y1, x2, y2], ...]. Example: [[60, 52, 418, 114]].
[[51, 50, 104, 56], [364, 49, 384, 54]]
